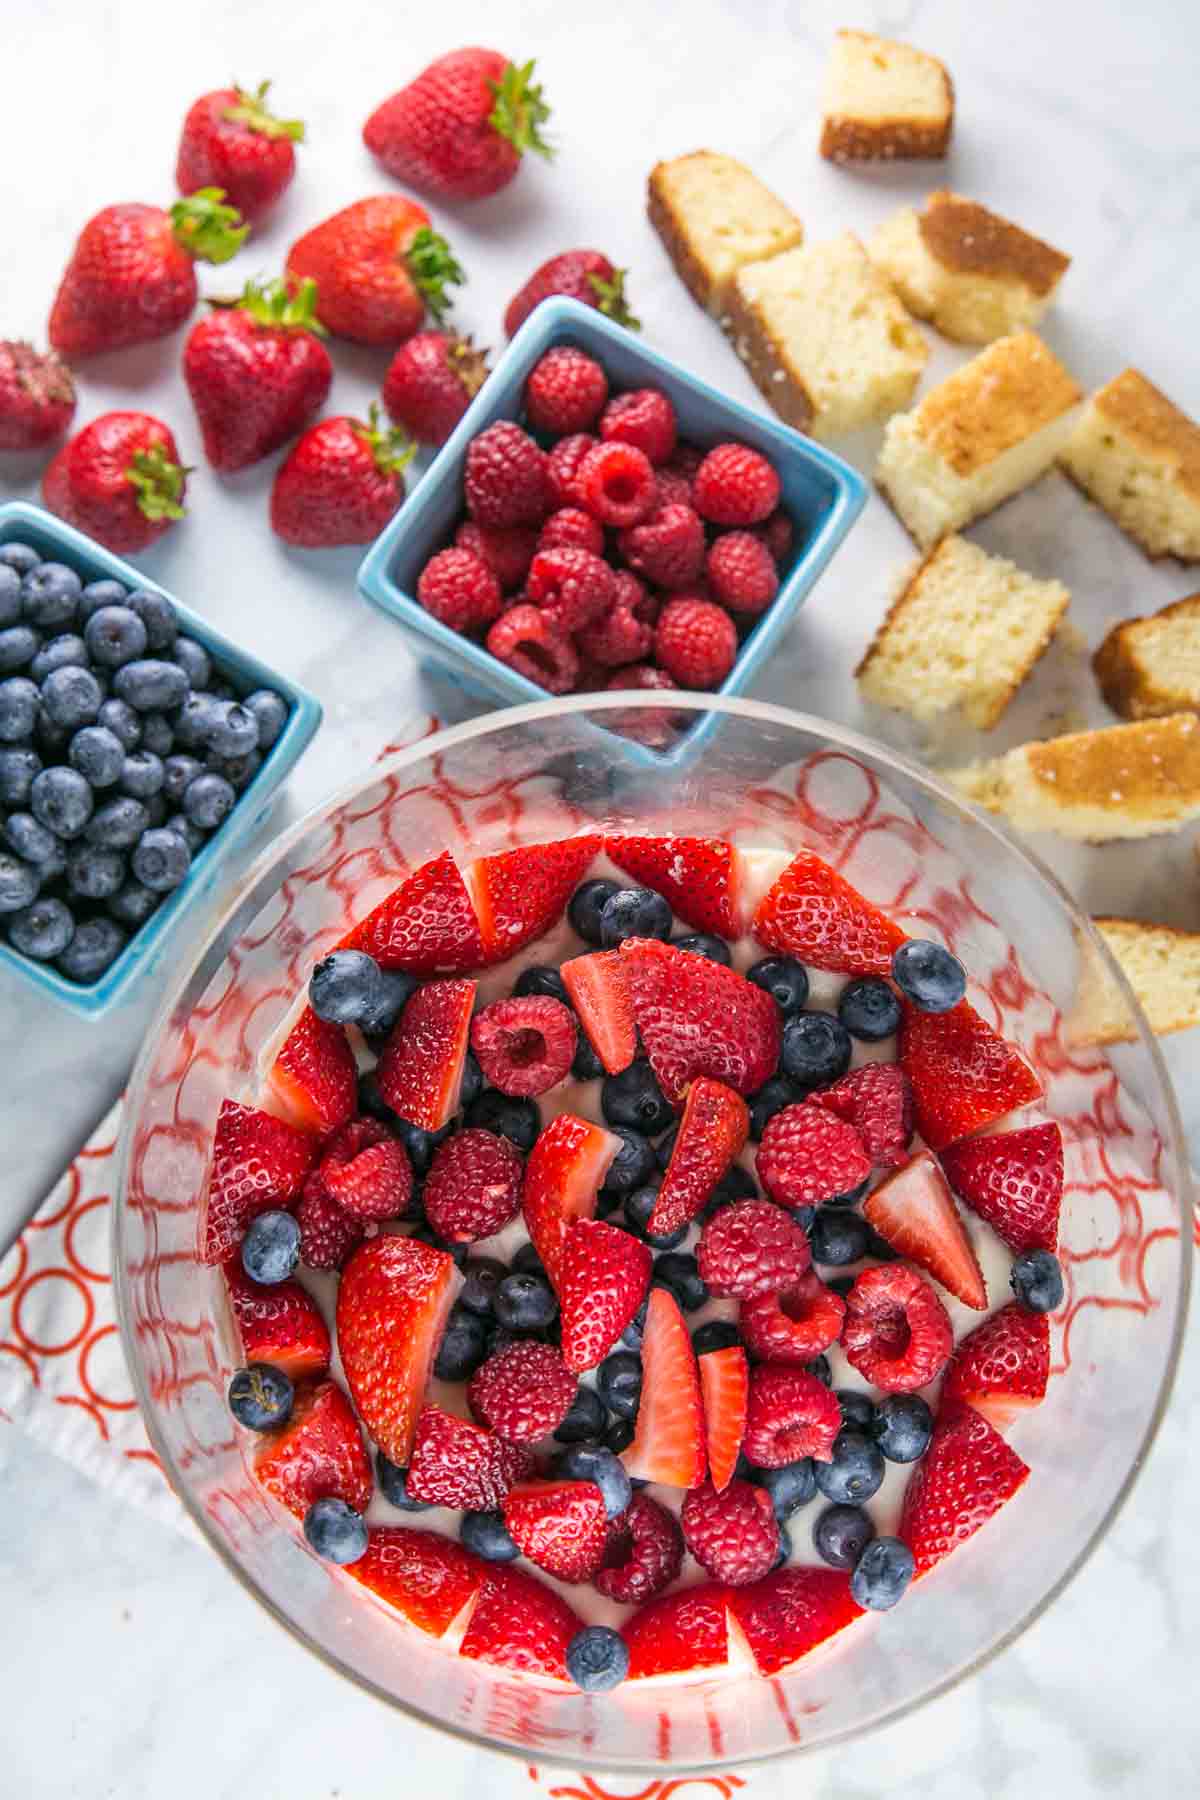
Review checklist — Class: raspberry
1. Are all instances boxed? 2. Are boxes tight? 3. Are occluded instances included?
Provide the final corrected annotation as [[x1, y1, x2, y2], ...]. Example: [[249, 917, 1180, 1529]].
[[743, 1365, 842, 1468], [697, 1197, 811, 1299], [576, 441, 658, 527], [753, 509, 794, 566], [602, 664, 682, 749], [320, 1126, 414, 1223], [841, 1264, 953, 1393], [525, 546, 615, 632], [467, 1340, 578, 1442], [654, 595, 738, 689], [757, 1103, 871, 1210], [594, 1491, 684, 1604], [599, 388, 678, 466], [464, 420, 550, 528], [486, 603, 579, 694], [706, 531, 779, 615], [739, 1273, 846, 1363], [654, 467, 693, 509], [546, 433, 598, 508], [295, 1174, 363, 1271], [416, 547, 503, 633], [680, 1479, 779, 1586], [406, 1405, 536, 1510], [812, 1064, 913, 1169], [617, 501, 705, 589], [693, 443, 781, 526], [423, 1127, 524, 1242], [576, 571, 657, 668], [471, 994, 577, 1097], [525, 347, 608, 436], [455, 519, 538, 591], [538, 507, 605, 557]]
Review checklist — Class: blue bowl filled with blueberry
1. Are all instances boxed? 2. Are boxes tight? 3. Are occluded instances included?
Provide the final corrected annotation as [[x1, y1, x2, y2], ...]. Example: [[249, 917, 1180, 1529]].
[[0, 502, 321, 1015]]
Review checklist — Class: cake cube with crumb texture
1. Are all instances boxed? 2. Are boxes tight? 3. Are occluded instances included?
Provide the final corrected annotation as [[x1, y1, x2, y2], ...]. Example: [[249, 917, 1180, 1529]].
[[870, 191, 1070, 345], [1060, 370, 1200, 562], [725, 233, 928, 440], [1094, 593, 1200, 720], [820, 30, 954, 162], [1070, 918, 1200, 1044], [876, 331, 1082, 547], [647, 152, 804, 316], [857, 536, 1069, 729]]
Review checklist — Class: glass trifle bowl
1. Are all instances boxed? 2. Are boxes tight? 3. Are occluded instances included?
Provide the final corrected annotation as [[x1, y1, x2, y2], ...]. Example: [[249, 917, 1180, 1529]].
[[113, 694, 1192, 1774]]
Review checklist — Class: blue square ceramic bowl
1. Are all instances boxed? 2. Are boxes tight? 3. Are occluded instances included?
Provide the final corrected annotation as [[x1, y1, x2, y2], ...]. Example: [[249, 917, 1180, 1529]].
[[0, 501, 322, 1018], [357, 297, 867, 767]]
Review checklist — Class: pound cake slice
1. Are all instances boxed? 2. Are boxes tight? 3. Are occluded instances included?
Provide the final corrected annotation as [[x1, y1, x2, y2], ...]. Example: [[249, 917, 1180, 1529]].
[[1094, 593, 1200, 720], [870, 191, 1070, 345], [876, 331, 1082, 547], [947, 713, 1200, 841], [857, 536, 1069, 729], [1071, 918, 1200, 1044], [1060, 369, 1200, 561], [647, 151, 804, 315], [726, 233, 928, 440], [820, 30, 954, 162]]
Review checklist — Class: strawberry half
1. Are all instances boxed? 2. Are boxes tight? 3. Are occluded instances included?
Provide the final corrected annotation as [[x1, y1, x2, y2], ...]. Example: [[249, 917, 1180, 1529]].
[[752, 848, 905, 975], [812, 1063, 914, 1169], [900, 999, 1043, 1152], [699, 1344, 749, 1493], [502, 1479, 608, 1583], [406, 1405, 535, 1510], [376, 978, 476, 1131], [202, 1098, 316, 1264], [605, 833, 743, 937], [521, 1112, 621, 1289], [727, 1566, 861, 1677], [467, 834, 601, 961], [343, 849, 486, 974], [899, 1401, 1030, 1579], [620, 937, 781, 1104], [267, 1006, 357, 1136], [650, 1077, 750, 1237], [558, 1217, 652, 1372], [336, 1235, 462, 1465], [254, 1378, 372, 1518], [621, 1583, 730, 1680], [347, 1526, 484, 1636], [224, 1262, 330, 1378], [621, 1286, 706, 1489], [560, 950, 636, 1075], [458, 1563, 583, 1684], [939, 1121, 1063, 1254], [863, 1152, 987, 1309], [942, 1302, 1050, 1431]]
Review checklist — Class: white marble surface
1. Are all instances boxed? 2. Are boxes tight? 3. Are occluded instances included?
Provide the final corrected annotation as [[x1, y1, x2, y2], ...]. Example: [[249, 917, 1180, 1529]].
[[1, 0, 1198, 1792]]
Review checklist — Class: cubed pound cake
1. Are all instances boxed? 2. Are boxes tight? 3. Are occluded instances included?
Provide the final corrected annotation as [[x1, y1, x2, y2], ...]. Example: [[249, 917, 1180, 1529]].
[[877, 331, 1082, 547], [820, 30, 954, 162], [1070, 918, 1200, 1044], [647, 152, 804, 316], [1060, 369, 1200, 561], [947, 713, 1200, 841], [726, 233, 928, 440], [857, 535, 1069, 729], [1094, 593, 1200, 720], [870, 190, 1070, 345]]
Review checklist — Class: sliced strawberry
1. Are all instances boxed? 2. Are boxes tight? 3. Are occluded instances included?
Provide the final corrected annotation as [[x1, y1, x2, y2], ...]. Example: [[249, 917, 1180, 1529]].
[[621, 1583, 730, 1680], [899, 1401, 1030, 1579], [699, 1345, 749, 1493], [336, 1235, 462, 1466], [620, 937, 780, 1104], [939, 1121, 1063, 1254], [406, 1405, 535, 1511], [375, 978, 476, 1131], [560, 950, 636, 1075], [812, 1063, 913, 1170], [605, 833, 744, 937], [863, 1152, 987, 1309], [900, 999, 1044, 1152], [254, 1378, 372, 1519], [458, 1563, 583, 1683], [620, 1285, 706, 1489], [752, 848, 905, 975], [942, 1302, 1050, 1431], [202, 1098, 317, 1265], [343, 849, 487, 974], [502, 1479, 608, 1583], [467, 835, 601, 961], [346, 1527, 484, 1636], [727, 1566, 861, 1677], [521, 1111, 621, 1289], [267, 1006, 358, 1136], [224, 1261, 330, 1379], [558, 1217, 652, 1373], [650, 1077, 750, 1237]]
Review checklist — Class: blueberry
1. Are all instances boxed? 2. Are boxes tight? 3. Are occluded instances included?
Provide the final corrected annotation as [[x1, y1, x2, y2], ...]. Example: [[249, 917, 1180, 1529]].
[[165, 811, 206, 853], [891, 939, 965, 1013], [0, 543, 41, 577], [132, 826, 191, 891], [4, 810, 58, 863], [207, 699, 259, 758], [97, 697, 141, 750], [228, 1362, 294, 1431], [409, 1221, 468, 1264], [41, 665, 103, 731], [0, 565, 23, 625], [572, 1029, 605, 1081], [21, 561, 81, 629], [119, 750, 164, 800], [602, 1057, 675, 1136], [827, 1274, 856, 1300], [161, 753, 204, 804], [240, 1210, 301, 1284], [113, 658, 189, 713], [303, 1496, 367, 1564], [772, 1522, 793, 1570], [851, 1536, 915, 1611], [754, 1457, 817, 1522], [824, 1177, 870, 1210], [86, 796, 148, 849], [66, 843, 125, 900], [864, 1227, 901, 1263], [172, 693, 221, 749], [567, 1625, 629, 1692], [31, 765, 93, 838], [459, 1255, 507, 1318], [309, 948, 386, 1025], [0, 852, 39, 913], [209, 679, 238, 702], [77, 578, 127, 621], [655, 1123, 679, 1169], [555, 1385, 608, 1443], [692, 1319, 742, 1356], [514, 963, 570, 1003], [780, 1011, 853, 1087], [243, 687, 288, 749], [555, 1443, 632, 1518], [8, 895, 74, 960], [603, 1125, 656, 1196], [494, 1271, 558, 1333], [84, 605, 148, 668], [621, 1295, 649, 1349], [125, 587, 176, 651], [358, 969, 418, 1044], [605, 1416, 635, 1454], [813, 1502, 875, 1570], [460, 1510, 519, 1562], [747, 956, 810, 1016], [30, 634, 87, 684], [108, 880, 160, 930], [624, 1182, 685, 1249], [597, 1350, 642, 1420], [671, 932, 731, 964], [748, 1075, 799, 1141], [0, 746, 41, 806], [706, 1163, 758, 1215], [1010, 1248, 1064, 1314], [434, 1303, 490, 1379], [456, 1046, 484, 1111], [171, 635, 212, 690], [510, 1240, 547, 1278], [357, 1069, 397, 1125], [139, 712, 175, 757], [466, 1090, 540, 1152], [207, 747, 262, 790], [809, 1207, 869, 1267], [654, 1251, 707, 1312], [568, 877, 620, 944], [873, 1393, 933, 1463], [807, 1352, 833, 1387], [599, 886, 672, 947], [57, 916, 127, 982], [0, 627, 39, 673], [838, 976, 901, 1042], [375, 1451, 430, 1511], [837, 1390, 878, 1432], [392, 1114, 454, 1176], [67, 725, 123, 788], [814, 1428, 885, 1506]]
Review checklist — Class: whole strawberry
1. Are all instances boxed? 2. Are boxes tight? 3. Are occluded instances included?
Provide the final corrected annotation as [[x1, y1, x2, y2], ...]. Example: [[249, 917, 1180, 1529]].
[[0, 342, 76, 451], [49, 191, 247, 358], [383, 330, 489, 446], [363, 49, 552, 201], [504, 250, 639, 339], [286, 196, 464, 347], [176, 80, 304, 224], [42, 411, 187, 553], [270, 406, 415, 548], [183, 277, 332, 472]]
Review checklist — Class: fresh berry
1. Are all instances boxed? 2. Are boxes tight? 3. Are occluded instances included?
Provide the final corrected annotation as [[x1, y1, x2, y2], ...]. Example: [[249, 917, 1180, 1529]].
[[417, 548, 502, 633], [779, 1011, 854, 1086], [809, 1208, 869, 1267], [757, 1103, 871, 1211], [469, 1339, 577, 1442], [681, 1477, 778, 1585], [494, 1270, 559, 1333], [303, 1495, 368, 1564], [873, 1393, 934, 1463], [525, 347, 608, 434], [698, 1345, 749, 1493], [0, 342, 75, 450], [595, 1491, 683, 1604], [650, 1077, 749, 1237], [899, 1401, 1031, 1578], [538, 506, 605, 557], [469, 835, 601, 965], [526, 545, 614, 632], [43, 412, 187, 555], [228, 1361, 294, 1431], [693, 443, 780, 526], [673, 933, 731, 964], [376, 977, 476, 1130], [202, 1098, 316, 1264], [503, 1479, 607, 1583], [267, 1006, 356, 1136], [892, 939, 966, 1014], [654, 465, 693, 508], [1010, 1249, 1065, 1314], [753, 849, 906, 976], [566, 1625, 629, 1691], [939, 1121, 1063, 1254], [347, 1525, 483, 1634], [653, 1250, 707, 1312], [546, 432, 599, 507], [176, 80, 302, 222], [309, 949, 398, 1028], [600, 887, 673, 947], [812, 1501, 875, 1569], [407, 1403, 535, 1511], [522, 1111, 621, 1287], [555, 1385, 608, 1444], [239, 1209, 301, 1284], [621, 1286, 706, 1488], [424, 1128, 524, 1243], [183, 277, 331, 473], [559, 1217, 652, 1372], [344, 849, 486, 974], [620, 1584, 729, 1679], [561, 951, 636, 1075], [726, 1565, 860, 1677], [486, 603, 578, 693], [748, 1076, 800, 1141], [336, 1234, 462, 1464], [454, 519, 537, 591], [740, 1272, 846, 1364], [460, 1509, 519, 1562], [320, 1126, 413, 1224], [270, 408, 415, 548], [746, 955, 810, 1016], [286, 196, 462, 345], [863, 1152, 986, 1308], [8, 895, 74, 961], [568, 877, 619, 944], [505, 250, 638, 339], [383, 330, 488, 446], [365, 50, 552, 201], [620, 936, 781, 1104], [435, 1301, 490, 1380], [606, 833, 742, 938], [697, 1198, 811, 1299], [707, 531, 779, 613], [295, 1176, 364, 1271], [942, 1301, 1049, 1431], [464, 420, 549, 528], [553, 1443, 632, 1519], [813, 1064, 913, 1169], [744, 1364, 841, 1468], [838, 975, 902, 1041], [755, 508, 795, 564], [601, 663, 684, 748], [470, 994, 575, 1098], [373, 1452, 429, 1511], [814, 1426, 885, 1505], [595, 1353, 641, 1425], [841, 1264, 954, 1393], [754, 1455, 817, 1521], [576, 441, 657, 528], [850, 1535, 914, 1611], [466, 1090, 540, 1152], [655, 595, 737, 689], [600, 388, 677, 465], [254, 1378, 372, 1519], [458, 1562, 583, 1683], [900, 999, 1043, 1152]]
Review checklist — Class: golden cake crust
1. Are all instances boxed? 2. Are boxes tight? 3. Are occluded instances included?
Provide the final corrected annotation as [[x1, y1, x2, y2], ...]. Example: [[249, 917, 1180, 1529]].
[[1092, 593, 1200, 718], [918, 191, 1070, 293], [914, 332, 1082, 477], [1091, 369, 1200, 505], [1025, 712, 1200, 815]]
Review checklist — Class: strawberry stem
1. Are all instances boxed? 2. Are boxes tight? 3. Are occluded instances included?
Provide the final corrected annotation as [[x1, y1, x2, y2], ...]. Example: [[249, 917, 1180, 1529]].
[[405, 226, 466, 327], [211, 275, 327, 334], [487, 58, 554, 161], [588, 268, 641, 332], [223, 79, 306, 142], [126, 446, 188, 523], [447, 335, 490, 399], [353, 404, 417, 481], [170, 188, 248, 264]]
